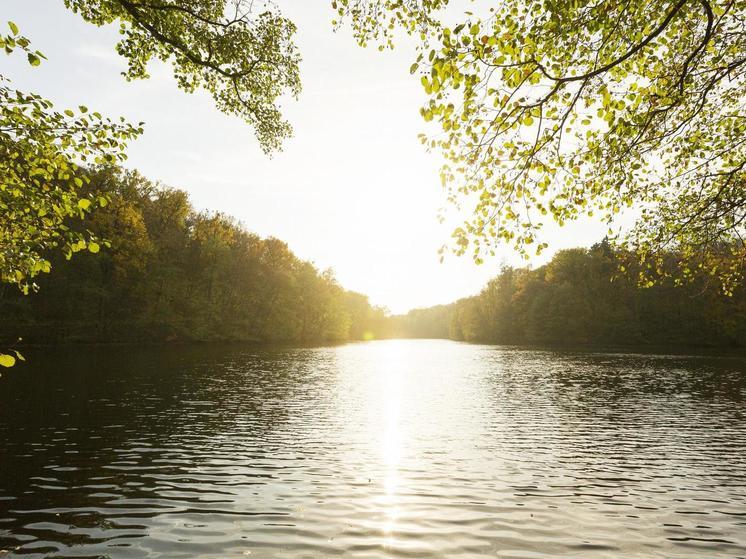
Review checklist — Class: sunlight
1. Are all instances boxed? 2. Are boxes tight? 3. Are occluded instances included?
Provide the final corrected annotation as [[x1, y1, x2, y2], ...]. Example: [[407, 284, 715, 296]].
[[2, 0, 744, 555]]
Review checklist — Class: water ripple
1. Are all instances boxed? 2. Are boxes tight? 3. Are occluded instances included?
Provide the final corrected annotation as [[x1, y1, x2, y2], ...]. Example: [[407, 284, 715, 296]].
[[1, 341, 745, 558]]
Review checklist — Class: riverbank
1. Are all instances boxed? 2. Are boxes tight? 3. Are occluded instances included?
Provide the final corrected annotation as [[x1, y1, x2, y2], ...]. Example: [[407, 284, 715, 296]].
[[6, 335, 745, 360]]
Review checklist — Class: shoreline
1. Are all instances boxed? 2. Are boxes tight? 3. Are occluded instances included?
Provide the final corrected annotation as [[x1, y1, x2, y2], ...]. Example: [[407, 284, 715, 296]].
[[7, 337, 745, 359]]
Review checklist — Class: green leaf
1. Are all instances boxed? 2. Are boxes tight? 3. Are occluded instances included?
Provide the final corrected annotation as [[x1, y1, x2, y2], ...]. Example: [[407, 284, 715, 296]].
[[88, 242, 100, 254], [27, 52, 41, 66], [8, 21, 18, 35], [77, 198, 92, 210]]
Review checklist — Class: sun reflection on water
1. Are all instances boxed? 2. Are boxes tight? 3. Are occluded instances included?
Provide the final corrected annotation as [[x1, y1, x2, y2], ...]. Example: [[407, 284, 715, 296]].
[[372, 341, 407, 545]]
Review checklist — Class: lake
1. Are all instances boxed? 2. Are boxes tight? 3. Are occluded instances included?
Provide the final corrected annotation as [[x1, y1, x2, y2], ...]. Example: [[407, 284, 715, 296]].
[[1, 340, 745, 558]]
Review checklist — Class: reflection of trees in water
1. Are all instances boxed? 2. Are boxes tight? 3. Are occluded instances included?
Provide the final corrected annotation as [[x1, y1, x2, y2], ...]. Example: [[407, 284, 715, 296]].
[[0, 344, 324, 555], [477, 348, 746, 511], [481, 349, 746, 459], [483, 348, 745, 408]]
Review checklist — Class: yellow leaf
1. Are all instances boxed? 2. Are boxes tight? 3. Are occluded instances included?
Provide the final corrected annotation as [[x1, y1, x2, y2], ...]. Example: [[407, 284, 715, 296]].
[[0, 354, 16, 368]]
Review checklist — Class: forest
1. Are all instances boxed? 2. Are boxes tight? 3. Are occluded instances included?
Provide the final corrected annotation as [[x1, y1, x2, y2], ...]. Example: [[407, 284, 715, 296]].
[[389, 242, 746, 348], [2, 0, 745, 358], [0, 167, 388, 345], [4, 174, 744, 348]]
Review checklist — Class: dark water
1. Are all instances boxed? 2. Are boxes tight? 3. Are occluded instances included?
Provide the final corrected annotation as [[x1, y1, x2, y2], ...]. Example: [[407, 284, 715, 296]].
[[1, 340, 745, 558]]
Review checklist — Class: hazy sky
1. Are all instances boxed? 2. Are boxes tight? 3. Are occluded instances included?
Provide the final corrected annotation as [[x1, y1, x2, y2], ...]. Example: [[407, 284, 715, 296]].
[[4, 1, 607, 313]]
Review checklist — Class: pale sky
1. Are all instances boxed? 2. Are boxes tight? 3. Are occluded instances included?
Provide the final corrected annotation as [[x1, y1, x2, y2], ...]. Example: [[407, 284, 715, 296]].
[[3, 0, 608, 313]]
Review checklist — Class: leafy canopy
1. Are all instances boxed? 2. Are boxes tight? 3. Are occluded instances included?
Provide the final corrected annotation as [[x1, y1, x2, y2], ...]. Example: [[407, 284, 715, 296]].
[[338, 0, 746, 291], [0, 23, 142, 367], [64, 0, 301, 153], [1, 1, 303, 366], [1, 24, 141, 294], [3, 0, 302, 291]]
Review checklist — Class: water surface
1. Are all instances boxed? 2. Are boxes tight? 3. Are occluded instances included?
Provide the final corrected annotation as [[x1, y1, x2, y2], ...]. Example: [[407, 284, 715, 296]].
[[1, 340, 745, 558]]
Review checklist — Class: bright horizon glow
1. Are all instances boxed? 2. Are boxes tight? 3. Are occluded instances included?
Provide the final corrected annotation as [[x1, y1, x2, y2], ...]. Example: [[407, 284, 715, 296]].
[[4, 0, 609, 313]]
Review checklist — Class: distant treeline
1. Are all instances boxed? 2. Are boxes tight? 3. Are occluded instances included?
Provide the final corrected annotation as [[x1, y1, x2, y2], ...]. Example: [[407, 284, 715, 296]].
[[0, 168, 387, 344], [388, 242, 746, 348], [3, 169, 744, 349]]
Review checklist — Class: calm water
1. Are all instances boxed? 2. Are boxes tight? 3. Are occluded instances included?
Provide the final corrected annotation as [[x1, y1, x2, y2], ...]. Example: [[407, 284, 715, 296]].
[[1, 340, 745, 558]]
